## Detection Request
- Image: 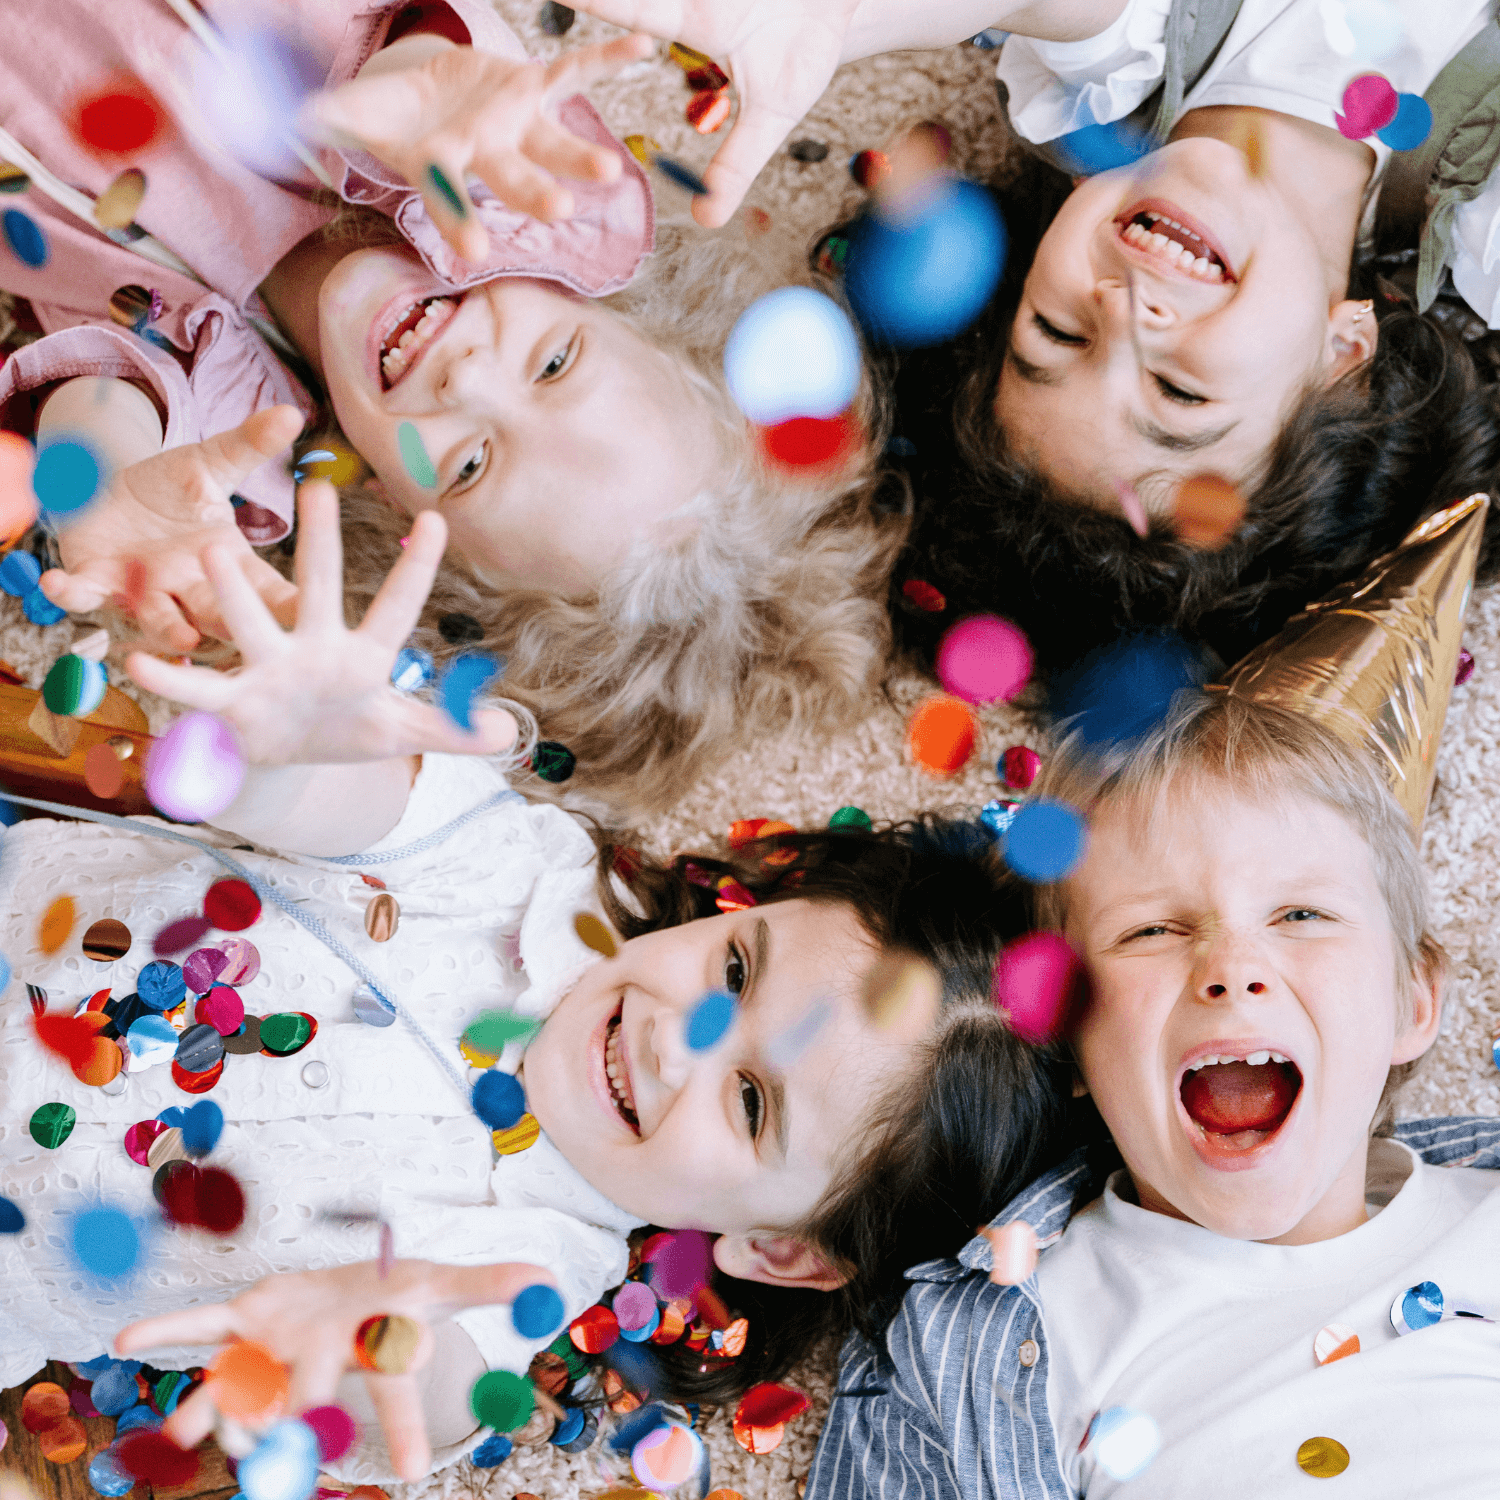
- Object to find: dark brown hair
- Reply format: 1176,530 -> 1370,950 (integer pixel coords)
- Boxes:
881,155 -> 1500,682
586,817 -> 1079,1406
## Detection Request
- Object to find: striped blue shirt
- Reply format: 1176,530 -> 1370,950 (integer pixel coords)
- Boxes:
807,1116 -> 1500,1500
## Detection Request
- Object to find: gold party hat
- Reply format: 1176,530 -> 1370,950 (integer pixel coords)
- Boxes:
1210,492 -> 1488,827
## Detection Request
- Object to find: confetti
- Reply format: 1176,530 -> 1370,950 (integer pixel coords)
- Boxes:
1002,801 -> 1087,884
512,1283 -> 566,1340
438,651 -> 500,731
2,207 -> 48,268
1084,1407 -> 1160,1481
355,1314 -> 422,1374
992,931 -> 1083,1042
652,155 -> 709,195
736,1383 -> 809,1428
95,168 -> 147,230
1296,1436 -> 1351,1478
32,438 -> 103,516
396,420 -> 438,488
724,288 -> 860,426
935,614 -> 1032,704
301,1406 -> 357,1464
38,894 -> 76,955
143,712 -> 246,822
209,1340 -> 288,1422
1377,93 -> 1433,151
757,411 -> 860,470
70,1205 -> 141,1278
907,693 -> 978,776
469,1370 -> 534,1432
632,1423 -> 703,1490
1337,73 -> 1398,138
472,1069 -> 527,1130
29,1102 -> 76,1147
203,877 -> 260,931
574,911 -> 618,957
685,989 -> 736,1051
72,75 -> 166,155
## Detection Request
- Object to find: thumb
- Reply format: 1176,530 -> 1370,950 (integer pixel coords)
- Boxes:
196,406 -> 307,492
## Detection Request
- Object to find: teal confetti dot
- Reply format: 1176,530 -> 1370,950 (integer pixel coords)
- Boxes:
33,439 -> 102,515
686,989 -> 736,1051
427,163 -> 469,219
396,421 -> 438,489
3,206 -> 47,267
71,1205 -> 140,1278
439,651 -> 500,731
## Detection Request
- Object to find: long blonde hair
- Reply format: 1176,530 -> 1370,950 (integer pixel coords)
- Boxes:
305,204 -> 904,816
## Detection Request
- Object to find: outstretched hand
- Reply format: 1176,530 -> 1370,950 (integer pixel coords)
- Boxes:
39,405 -> 304,654
125,479 -> 516,767
302,33 -> 655,261
573,0 -> 861,227
115,1258 -> 555,1479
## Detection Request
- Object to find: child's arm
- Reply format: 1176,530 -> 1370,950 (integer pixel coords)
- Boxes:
125,479 -> 517,856
115,1258 -> 551,1480
571,0 -> 1128,227
37,402 -> 304,652
302,28 -> 656,263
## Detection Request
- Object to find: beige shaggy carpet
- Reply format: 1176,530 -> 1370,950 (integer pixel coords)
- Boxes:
1,4 -> 1496,1498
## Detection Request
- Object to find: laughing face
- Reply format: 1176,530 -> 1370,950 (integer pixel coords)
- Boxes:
316,245 -> 713,593
1063,777 -> 1441,1245
995,136 -> 1375,515
520,899 -> 939,1285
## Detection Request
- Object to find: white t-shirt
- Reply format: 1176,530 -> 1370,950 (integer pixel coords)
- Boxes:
997,0 -> 1500,324
1035,1138 -> 1500,1496
0,755 -> 642,1464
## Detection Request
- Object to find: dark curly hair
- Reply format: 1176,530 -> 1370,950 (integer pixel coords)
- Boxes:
880,153 -> 1500,681
579,816 -> 1086,1409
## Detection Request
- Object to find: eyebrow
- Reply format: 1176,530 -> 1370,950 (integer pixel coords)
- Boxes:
742,917 -> 790,1159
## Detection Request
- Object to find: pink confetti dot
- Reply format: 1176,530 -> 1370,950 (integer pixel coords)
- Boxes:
992,931 -> 1083,1043
935,614 -> 1033,704
1336,73 -> 1398,140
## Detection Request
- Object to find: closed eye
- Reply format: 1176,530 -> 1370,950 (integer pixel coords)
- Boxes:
1153,374 -> 1207,406
1034,312 -> 1087,347
1121,922 -> 1175,941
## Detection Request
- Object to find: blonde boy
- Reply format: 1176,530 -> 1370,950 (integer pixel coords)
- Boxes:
808,694 -> 1500,1499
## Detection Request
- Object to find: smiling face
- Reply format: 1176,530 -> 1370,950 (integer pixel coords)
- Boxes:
316,245 -> 714,592
995,136 -> 1374,515
1063,777 -> 1441,1245
521,899 -> 937,1261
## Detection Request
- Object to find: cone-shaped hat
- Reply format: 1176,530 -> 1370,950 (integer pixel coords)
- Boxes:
1209,492 -> 1488,826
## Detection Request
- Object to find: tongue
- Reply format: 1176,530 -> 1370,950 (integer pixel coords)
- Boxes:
1181,1061 -> 1298,1134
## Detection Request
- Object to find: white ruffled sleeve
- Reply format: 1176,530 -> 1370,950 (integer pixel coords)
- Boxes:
995,0 -> 1175,143
1450,175 -> 1500,328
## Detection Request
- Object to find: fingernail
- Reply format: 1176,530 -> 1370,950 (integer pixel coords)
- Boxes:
427,163 -> 468,219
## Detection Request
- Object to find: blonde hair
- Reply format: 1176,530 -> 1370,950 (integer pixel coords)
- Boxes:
1032,693 -> 1446,1132
304,207 -> 904,817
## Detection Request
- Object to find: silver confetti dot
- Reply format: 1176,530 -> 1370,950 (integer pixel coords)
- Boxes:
100,1072 -> 129,1096
301,1060 -> 330,1089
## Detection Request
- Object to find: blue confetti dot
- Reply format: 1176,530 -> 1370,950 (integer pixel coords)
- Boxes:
0,1193 -> 24,1233
237,1418 -> 319,1500
182,1099 -> 224,1156
0,949 -> 9,992
685,989 -> 736,1052
138,960 -> 185,1012
846,178 -> 1006,348
1002,800 -> 1087,883
550,1406 -> 586,1446
396,420 -> 438,489
652,155 -> 708,195
1048,631 -> 1205,749
22,587 -> 66,626
439,652 -> 500,732
0,549 -> 41,596
511,1282 -> 566,1340
1051,121 -> 1152,175
89,1446 -> 136,1497
1377,93 -> 1434,152
156,1106 -> 188,1129
89,1365 -> 143,1417
3,206 -> 47,267
33,439 -> 102,516
471,1433 -> 514,1466
391,645 -> 433,693
71,1205 -> 140,1278
113,1405 -> 160,1435
472,1068 -> 526,1130
75,1355 -> 117,1379
1402,1280 -> 1443,1330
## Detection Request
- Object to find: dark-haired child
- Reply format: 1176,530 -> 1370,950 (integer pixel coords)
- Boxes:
807,692 -> 1500,1500
2,507 -> 1070,1482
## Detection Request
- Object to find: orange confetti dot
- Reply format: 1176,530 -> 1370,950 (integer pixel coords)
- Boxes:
907,694 -> 978,777
1172,473 -> 1245,550
84,742 -> 127,800
0,432 -> 39,544
38,895 -> 76,955
38,1416 -> 87,1465
721,1317 -> 749,1357
21,1382 -> 70,1434
731,1411 -> 785,1455
208,1339 -> 289,1423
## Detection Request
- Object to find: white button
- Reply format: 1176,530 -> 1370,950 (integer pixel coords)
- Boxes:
1018,1339 -> 1038,1367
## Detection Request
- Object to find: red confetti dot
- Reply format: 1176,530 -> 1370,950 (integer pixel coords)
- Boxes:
21,1382 -> 70,1434
757,411 -> 860,470
203,878 -> 260,931
171,1056 -> 225,1094
155,914 -> 214,957
569,1304 -> 620,1353
34,1012 -> 96,1067
116,1429 -> 199,1487
902,578 -> 946,613
736,1382 -> 810,1429
907,694 -> 978,777
73,76 -> 166,156
161,1162 -> 246,1232
1002,745 -> 1042,790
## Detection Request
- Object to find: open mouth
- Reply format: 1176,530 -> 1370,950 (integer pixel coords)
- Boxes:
1179,1049 -> 1302,1157
1115,201 -> 1235,284
604,1006 -> 639,1132
378,293 -> 462,391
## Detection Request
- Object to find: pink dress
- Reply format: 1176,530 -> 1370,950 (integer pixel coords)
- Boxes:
0,0 -> 654,541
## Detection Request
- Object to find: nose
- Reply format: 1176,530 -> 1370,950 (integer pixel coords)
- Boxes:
1194,929 -> 1270,1002
434,337 -> 496,409
1097,275 -> 1175,334
644,1006 -> 696,1093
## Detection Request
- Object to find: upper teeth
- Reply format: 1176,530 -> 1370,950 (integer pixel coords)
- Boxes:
605,1017 -> 634,1116
381,298 -> 454,381
1186,1050 -> 1289,1072
1121,214 -> 1225,282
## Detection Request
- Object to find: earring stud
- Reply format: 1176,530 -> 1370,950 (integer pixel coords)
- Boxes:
1351,299 -> 1374,326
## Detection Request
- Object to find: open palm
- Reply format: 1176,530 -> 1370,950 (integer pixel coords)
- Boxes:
574,0 -> 860,226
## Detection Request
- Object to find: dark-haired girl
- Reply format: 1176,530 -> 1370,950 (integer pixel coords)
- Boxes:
8,487 -> 1072,1482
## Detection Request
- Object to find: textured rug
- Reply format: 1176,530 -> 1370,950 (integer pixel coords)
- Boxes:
1,4 -> 1496,1498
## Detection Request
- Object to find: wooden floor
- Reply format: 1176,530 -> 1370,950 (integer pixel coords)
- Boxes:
0,1366 -> 234,1500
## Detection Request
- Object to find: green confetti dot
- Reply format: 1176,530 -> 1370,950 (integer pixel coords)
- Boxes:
469,1370 -> 534,1432
828,805 -> 872,831
397,421 -> 438,490
259,1013 -> 314,1056
30,1102 -> 77,1148
463,1010 -> 542,1053
426,163 -> 468,219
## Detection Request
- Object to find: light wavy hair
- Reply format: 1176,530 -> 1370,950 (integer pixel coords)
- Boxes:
295,201 -> 904,817
1032,693 -> 1446,1133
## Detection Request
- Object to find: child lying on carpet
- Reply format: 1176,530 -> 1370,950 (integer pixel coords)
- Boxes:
2,482 -> 1073,1479
806,693 -> 1500,1499
1,0 -> 899,816
587,0 -> 1500,685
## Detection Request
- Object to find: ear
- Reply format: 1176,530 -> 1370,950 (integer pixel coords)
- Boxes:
1324,299 -> 1378,384
1391,944 -> 1447,1066
712,1232 -> 849,1292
